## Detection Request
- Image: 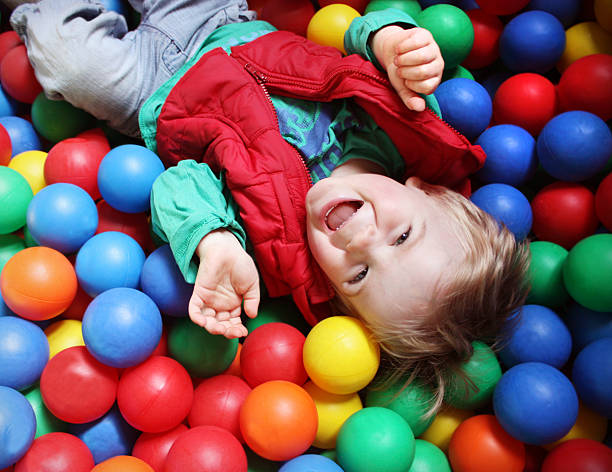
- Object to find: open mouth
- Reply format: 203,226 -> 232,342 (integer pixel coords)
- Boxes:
325,200 -> 363,231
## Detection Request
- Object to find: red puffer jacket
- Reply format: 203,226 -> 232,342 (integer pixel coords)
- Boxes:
155,31 -> 486,326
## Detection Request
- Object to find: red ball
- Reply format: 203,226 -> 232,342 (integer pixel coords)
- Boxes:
260,0 -> 315,37
40,346 -> 119,423
319,0 -> 369,13
462,9 -> 503,70
596,172 -> 612,231
117,356 -> 193,433
542,439 -> 612,472
150,327 -> 168,357
523,445 -> 547,472
165,425 -> 247,472
493,72 -> 558,136
188,374 -> 252,442
531,182 -> 599,249
44,128 -> 110,200
0,123 -> 12,166
14,432 -> 94,472
240,322 -> 308,388
61,286 -> 93,321
132,424 -> 188,472
0,44 -> 42,104
95,200 -> 153,251
0,31 -> 22,64
475,0 -> 530,16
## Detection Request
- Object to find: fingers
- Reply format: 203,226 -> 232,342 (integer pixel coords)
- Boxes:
394,27 -> 435,54
243,286 -> 260,319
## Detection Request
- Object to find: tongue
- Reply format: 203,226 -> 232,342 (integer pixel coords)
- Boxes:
326,201 -> 362,231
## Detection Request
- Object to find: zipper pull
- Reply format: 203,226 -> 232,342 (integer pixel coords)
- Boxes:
244,63 -> 267,84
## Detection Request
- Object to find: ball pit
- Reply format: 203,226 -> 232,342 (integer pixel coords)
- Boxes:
306,4 -> 360,54
23,386 -> 67,439
260,0 -> 315,37
95,199 -> 152,251
0,44 -> 42,104
526,0 -> 581,27
558,22 -> 612,71
0,387 -> 36,470
0,116 -> 40,157
596,172 -> 612,231
526,241 -> 569,308
571,337 -> 612,418
0,166 -> 32,234
420,405 -> 473,453
280,454 -> 344,472
462,9 -> 503,70
44,319 -> 85,359
30,93 -> 96,143
475,0 -> 529,16
0,124 -> 12,165
131,424 -> 188,472
13,432 -> 94,472
91,455 -> 153,472
8,150 -> 47,194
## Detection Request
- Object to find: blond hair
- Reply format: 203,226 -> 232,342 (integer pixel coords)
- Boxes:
351,179 -> 530,417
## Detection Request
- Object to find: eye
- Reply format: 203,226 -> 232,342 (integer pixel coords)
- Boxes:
349,266 -> 369,284
394,227 -> 412,246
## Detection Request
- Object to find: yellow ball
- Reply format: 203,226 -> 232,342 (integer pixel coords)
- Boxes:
303,380 -> 363,449
544,402 -> 608,450
307,4 -> 361,54
420,405 -> 473,453
8,150 -> 48,194
303,316 -> 380,394
595,0 -> 612,33
45,319 -> 85,359
558,21 -> 612,71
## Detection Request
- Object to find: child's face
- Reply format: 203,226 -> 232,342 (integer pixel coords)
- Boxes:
306,174 -> 465,325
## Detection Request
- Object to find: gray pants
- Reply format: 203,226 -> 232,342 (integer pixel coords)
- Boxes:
11,0 -> 255,137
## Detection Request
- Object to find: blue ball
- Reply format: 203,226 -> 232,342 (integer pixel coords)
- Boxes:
499,11 -> 566,73
27,183 -> 98,254
499,304 -> 572,369
0,386 -> 36,468
435,78 -> 492,141
0,317 -> 49,391
82,287 -> 162,368
572,337 -> 612,418
493,362 -> 578,445
0,290 -> 15,317
563,302 -> 612,353
470,183 -> 533,239
0,116 -> 41,156
70,405 -> 139,464
140,244 -> 192,317
75,231 -> 146,297
475,124 -> 538,187
480,70 -> 513,100
537,111 -> 612,182
526,0 -> 580,27
97,144 -> 165,213
0,86 -> 17,118
280,454 -> 344,472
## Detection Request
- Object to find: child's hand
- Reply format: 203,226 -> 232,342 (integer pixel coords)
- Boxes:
189,229 -> 260,339
372,26 -> 444,112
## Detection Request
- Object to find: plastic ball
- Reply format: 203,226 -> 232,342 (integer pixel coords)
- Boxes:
31,93 -> 96,143
0,123 -> 12,165
95,200 -> 152,251
595,0 -> 612,32
558,22 -> 612,72
0,386 -> 36,469
448,414 -> 525,472
0,246 -> 77,321
526,0 -> 581,27
596,172 -> 612,231
132,424 -> 188,472
563,234 -> 612,312
0,317 -> 48,390
546,402 -> 608,449
0,116 -> 40,157
441,64 -> 474,81
260,0 -> 316,37
140,244 -> 192,317
27,183 -> 98,253
279,454 -> 344,472
82,287 -> 162,368
303,316 -> 380,395
542,438 -> 612,472
0,234 -> 24,273
336,407 -> 415,472
475,0 -> 529,15
306,4 -> 361,54
493,73 -> 557,136
303,380 -> 363,449
0,44 -> 42,104
564,302 -> 612,353
188,374 -> 251,442
23,386 -> 67,439
168,317 -> 238,378
537,111 -> 612,182
61,286 -> 92,321
44,129 -> 111,200
499,11 -> 566,73
420,405 -> 473,453
493,362 -> 579,445
75,231 -> 145,297
240,380 -> 318,461
117,356 -> 193,433
245,296 -> 311,335
409,439 -> 451,472
0,166 -> 32,234
40,345 -> 119,424
240,322 -> 307,387
14,432 -> 94,472
417,4 -> 474,69
45,319 -> 85,359
365,0 -> 422,17
526,241 -> 569,307
470,183 -> 532,240
97,144 -> 165,213
91,456 -> 153,472
462,9 -> 503,70
475,125 -> 537,186
8,150 -> 47,194
0,31 -> 22,66
434,78 -> 492,140
571,337 -> 612,417
320,0 -> 369,13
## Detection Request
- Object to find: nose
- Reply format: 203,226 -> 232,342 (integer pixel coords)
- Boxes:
346,224 -> 376,253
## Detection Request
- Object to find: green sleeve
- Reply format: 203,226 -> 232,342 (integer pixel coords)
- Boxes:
150,159 -> 247,283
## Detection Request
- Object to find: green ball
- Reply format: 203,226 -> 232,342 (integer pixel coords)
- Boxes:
24,385 -> 67,438
31,92 -> 96,143
442,65 -> 474,82
445,341 -> 502,409
168,318 -> 238,378
408,439 -> 451,472
365,378 -> 435,436
0,166 -> 33,235
365,0 -> 422,19
337,407 -> 415,472
23,226 -> 39,248
245,296 -> 311,336
0,234 -> 25,273
417,4 -> 474,69
527,241 -> 570,307
563,234 -> 612,312
320,449 -> 338,462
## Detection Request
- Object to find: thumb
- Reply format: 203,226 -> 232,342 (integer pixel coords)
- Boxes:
396,84 -> 425,112
242,284 -> 260,319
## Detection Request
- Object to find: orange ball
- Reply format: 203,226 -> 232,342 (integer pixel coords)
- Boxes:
91,456 -> 154,472
239,380 -> 318,461
0,246 -> 77,320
